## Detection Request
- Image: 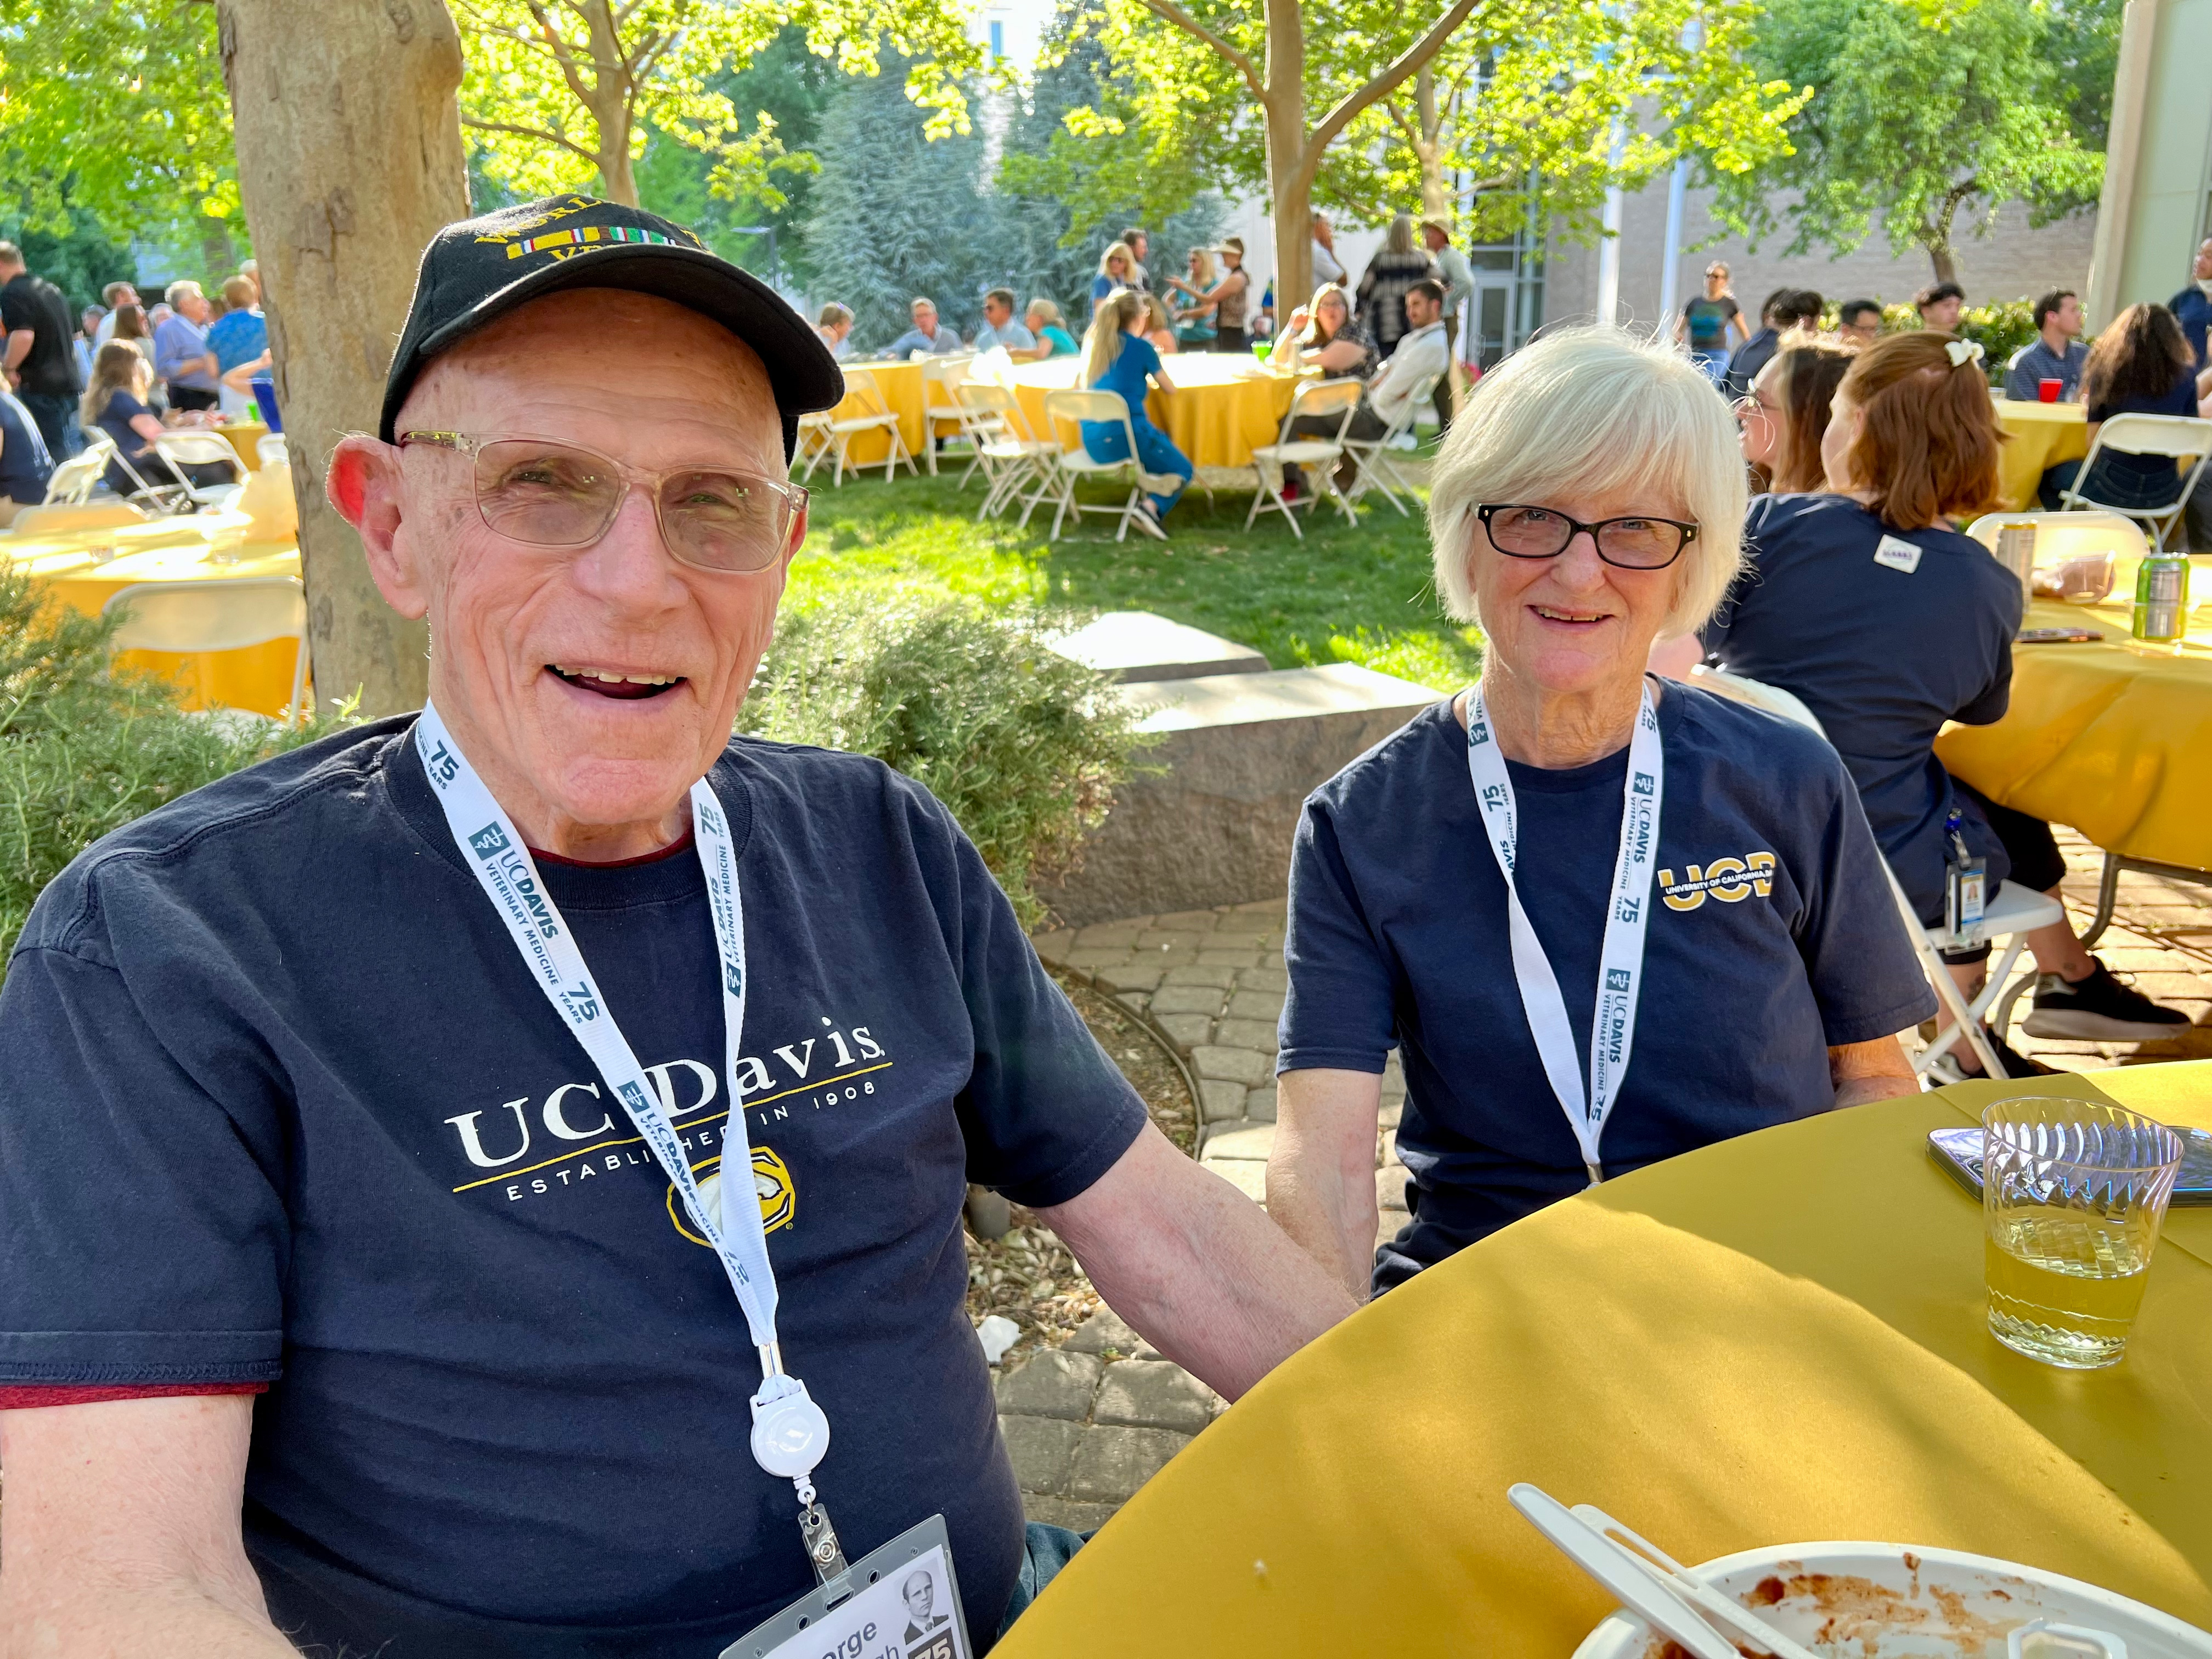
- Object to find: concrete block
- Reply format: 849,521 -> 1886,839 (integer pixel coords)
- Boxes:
1153,1013 -> 1214,1052
999,1413 -> 1085,1495
1190,1045 -> 1271,1086
994,1349 -> 1102,1421
1244,1084 -> 1278,1122
1149,985 -> 1229,1017
1074,922 -> 1146,947
1214,1017 -> 1280,1053
1136,929 -> 1207,953
1238,964 -> 1290,995
1093,963 -> 1164,995
1201,1157 -> 1268,1204
1114,992 -> 1151,1019
1048,610 -> 1269,684
1064,1306 -> 1144,1358
1378,1165 -> 1409,1212
1021,1496 -> 1121,1533
1225,989 -> 1286,1022
1067,1425 -> 1195,1504
1163,964 -> 1239,989
1031,929 -> 1076,963
1199,1119 -> 1277,1161
1093,1359 -> 1218,1433
1199,946 -> 1269,968
1197,1078 -> 1248,1124
1039,665 -> 1436,927
1152,908 -> 1228,932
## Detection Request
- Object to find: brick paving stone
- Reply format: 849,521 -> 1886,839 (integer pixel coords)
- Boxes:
1114,992 -> 1152,1020
1062,1307 -> 1147,1358
1190,1044 -> 1271,1086
1198,946 -> 1268,967
1377,1165 -> 1409,1211
1137,930 -> 1208,953
1199,1119 -> 1277,1160
1214,1017 -> 1280,1053
1093,1359 -> 1218,1433
1153,1013 -> 1215,1052
1063,944 -> 1135,969
1150,985 -> 1231,1017
1022,1496 -> 1120,1533
1197,1078 -> 1248,1123
1153,909 -> 1226,932
1244,1084 -> 1278,1122
1094,964 -> 1164,995
998,1414 -> 1084,1496
1074,922 -> 1146,947
1068,1426 -> 1195,1504
1224,990 -> 1285,1021
1032,929 -> 1076,962
994,1350 -> 1101,1421
1377,1097 -> 1401,1130
1238,964 -> 1290,995
1200,1158 -> 1268,1203
1164,964 -> 1239,989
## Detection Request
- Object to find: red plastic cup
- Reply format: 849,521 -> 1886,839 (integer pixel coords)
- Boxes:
2039,379 -> 2062,403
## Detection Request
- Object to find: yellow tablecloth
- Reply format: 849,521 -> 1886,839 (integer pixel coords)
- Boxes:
1994,399 -> 2090,511
4,520 -> 304,717
822,358 -> 962,468
1007,353 -> 1303,470
1936,585 -> 2212,871
220,419 -> 274,471
997,1067 -> 2212,1657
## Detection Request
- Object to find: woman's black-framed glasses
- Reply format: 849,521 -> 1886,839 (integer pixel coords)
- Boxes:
397,431 -> 806,575
1476,503 -> 1699,571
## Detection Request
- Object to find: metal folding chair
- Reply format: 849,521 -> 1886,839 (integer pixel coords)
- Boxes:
921,354 -> 975,477
2057,413 -> 2212,552
1246,377 -> 1363,538
38,436 -> 117,506
150,430 -> 248,510
103,575 -> 310,726
953,382 -> 1054,521
821,369 -> 916,487
1340,371 -> 1440,516
1034,390 -> 1179,543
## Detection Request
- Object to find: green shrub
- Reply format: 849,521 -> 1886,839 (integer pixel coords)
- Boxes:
0,568 -> 342,966
740,587 -> 1151,927
1819,299 -> 2039,386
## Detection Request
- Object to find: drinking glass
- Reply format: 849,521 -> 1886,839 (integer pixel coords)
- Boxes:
1983,1098 -> 2182,1369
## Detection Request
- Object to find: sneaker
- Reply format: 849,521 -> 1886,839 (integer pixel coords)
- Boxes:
2022,958 -> 2192,1042
1925,1029 -> 2056,1085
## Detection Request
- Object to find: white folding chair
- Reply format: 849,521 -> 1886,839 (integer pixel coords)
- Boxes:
793,410 -> 835,484
2057,413 -> 2212,552
103,575 -> 310,727
1340,371 -> 1440,516
1690,664 -> 2064,1082
822,369 -> 916,487
1246,377 -> 1364,538
256,432 -> 290,469
953,382 -> 1054,521
921,354 -> 975,477
38,436 -> 116,506
150,430 -> 247,511
1034,389 -> 1180,543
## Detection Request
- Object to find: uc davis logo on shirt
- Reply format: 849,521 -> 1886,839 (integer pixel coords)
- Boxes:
668,1148 -> 796,1244
1659,851 -> 1776,911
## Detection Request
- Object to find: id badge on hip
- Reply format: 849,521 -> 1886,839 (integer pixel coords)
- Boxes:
719,1514 -> 971,1659
1945,854 -> 1987,948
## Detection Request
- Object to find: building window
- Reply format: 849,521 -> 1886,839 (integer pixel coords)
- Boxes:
989,19 -> 1004,60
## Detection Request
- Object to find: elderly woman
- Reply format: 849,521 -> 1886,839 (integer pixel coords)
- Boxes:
1266,326 -> 1931,1299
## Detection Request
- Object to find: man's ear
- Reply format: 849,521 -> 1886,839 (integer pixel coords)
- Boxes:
328,435 -> 428,622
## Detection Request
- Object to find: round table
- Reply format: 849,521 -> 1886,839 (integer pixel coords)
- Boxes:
1006,353 -> 1302,471
1994,398 -> 2090,511
1936,582 -> 2212,872
3,518 -> 303,717
995,1068 -> 2212,1655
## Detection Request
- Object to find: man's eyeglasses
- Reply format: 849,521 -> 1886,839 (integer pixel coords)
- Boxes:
397,432 -> 806,574
1476,503 -> 1699,571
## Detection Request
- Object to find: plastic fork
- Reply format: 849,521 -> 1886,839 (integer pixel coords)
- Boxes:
1571,1502 -> 1824,1659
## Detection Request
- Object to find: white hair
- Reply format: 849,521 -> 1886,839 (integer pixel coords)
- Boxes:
164,278 -> 204,309
1426,325 -> 1747,639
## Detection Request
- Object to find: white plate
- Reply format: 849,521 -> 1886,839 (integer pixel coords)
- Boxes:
1570,1542 -> 2212,1659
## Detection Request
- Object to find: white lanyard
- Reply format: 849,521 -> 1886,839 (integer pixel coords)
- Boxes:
415,704 -> 847,1573
1464,683 -> 1664,1182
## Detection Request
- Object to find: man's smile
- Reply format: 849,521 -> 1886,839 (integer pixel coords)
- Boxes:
547,664 -> 688,701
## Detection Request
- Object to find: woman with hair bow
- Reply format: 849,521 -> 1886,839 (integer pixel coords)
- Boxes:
1661,330 -> 2191,1079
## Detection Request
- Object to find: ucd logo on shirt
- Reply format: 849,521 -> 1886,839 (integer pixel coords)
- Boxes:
667,1148 -> 796,1245
1659,851 -> 1776,911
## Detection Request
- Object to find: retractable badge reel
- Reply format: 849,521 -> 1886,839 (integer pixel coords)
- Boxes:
1944,808 -> 1987,949
750,1368 -> 845,1580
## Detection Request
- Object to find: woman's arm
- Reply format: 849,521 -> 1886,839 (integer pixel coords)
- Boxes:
1315,338 -> 1369,373
1266,1068 -> 1384,1302
1149,367 -> 1177,394
1829,1035 -> 1916,1107
129,411 -> 166,442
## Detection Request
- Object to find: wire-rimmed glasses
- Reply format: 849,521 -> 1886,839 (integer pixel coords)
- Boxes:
397,431 -> 807,574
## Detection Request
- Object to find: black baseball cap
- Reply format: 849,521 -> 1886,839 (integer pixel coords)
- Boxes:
379,194 -> 842,459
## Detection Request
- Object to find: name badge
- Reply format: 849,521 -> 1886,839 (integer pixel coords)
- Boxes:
1874,534 -> 1923,574
722,1515 -> 972,1659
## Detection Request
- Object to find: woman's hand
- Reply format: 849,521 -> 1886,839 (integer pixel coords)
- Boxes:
1286,306 -> 1311,335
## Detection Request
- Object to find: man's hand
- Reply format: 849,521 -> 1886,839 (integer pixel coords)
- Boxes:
1263,1069 -> 1383,1302
0,1395 -> 300,1658
1830,1034 -> 1918,1108
1035,1123 -> 1358,1402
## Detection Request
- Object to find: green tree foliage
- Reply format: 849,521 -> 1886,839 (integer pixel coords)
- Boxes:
1712,0 -> 2106,284
0,196 -> 137,313
453,0 -> 980,208
0,0 -> 246,276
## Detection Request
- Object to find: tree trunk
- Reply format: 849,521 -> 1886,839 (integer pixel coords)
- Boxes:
1264,0 -> 1312,315
583,0 -> 640,205
216,0 -> 469,718
1414,66 -> 1449,222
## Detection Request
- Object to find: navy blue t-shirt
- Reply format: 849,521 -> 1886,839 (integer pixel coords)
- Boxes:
1279,686 -> 1931,1288
0,718 -> 1147,1657
1702,494 -> 2023,920
0,389 -> 53,504
2087,369 -> 2199,490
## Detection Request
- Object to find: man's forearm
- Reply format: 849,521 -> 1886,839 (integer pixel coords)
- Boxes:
1041,1125 -> 1358,1401
1263,1133 -> 1375,1304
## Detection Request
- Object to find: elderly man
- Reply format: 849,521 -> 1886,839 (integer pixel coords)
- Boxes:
885,295 -> 961,357
0,197 -> 1356,1658
153,277 -> 221,410
969,287 -> 1036,355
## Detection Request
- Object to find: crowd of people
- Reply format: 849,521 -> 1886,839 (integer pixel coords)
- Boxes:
0,246 -> 270,522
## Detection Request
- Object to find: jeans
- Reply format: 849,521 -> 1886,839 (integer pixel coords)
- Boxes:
1690,348 -> 1730,385
18,390 -> 81,460
2039,455 -> 2184,514
994,1521 -> 1088,1641
1080,413 -> 1192,517
1283,404 -> 1387,494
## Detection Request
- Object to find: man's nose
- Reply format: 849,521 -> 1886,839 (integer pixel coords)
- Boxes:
571,484 -> 680,601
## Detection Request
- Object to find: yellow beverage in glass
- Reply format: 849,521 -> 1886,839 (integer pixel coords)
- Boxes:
1981,1099 -> 2182,1371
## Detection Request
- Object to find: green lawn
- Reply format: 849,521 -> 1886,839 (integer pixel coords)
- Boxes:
787,464 -> 1483,692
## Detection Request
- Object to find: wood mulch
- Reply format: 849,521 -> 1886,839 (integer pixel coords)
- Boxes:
962,970 -> 1199,1359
